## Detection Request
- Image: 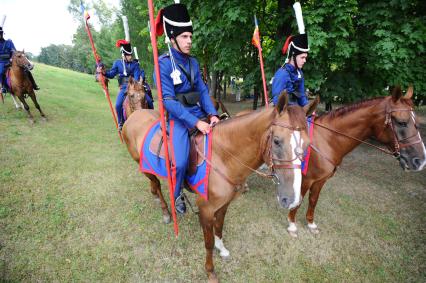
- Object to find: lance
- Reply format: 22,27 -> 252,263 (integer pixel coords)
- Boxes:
147,0 -> 179,236
81,3 -> 122,142
253,15 -> 269,107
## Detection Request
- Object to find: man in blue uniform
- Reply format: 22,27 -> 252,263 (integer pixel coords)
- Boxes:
0,24 -> 39,94
155,3 -> 219,214
97,40 -> 153,130
271,3 -> 310,107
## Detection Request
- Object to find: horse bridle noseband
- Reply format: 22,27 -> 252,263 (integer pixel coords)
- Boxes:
384,107 -> 423,157
196,119 -> 307,188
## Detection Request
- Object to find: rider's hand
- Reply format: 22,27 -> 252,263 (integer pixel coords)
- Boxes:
209,115 -> 220,126
96,66 -> 104,74
196,120 -> 211,135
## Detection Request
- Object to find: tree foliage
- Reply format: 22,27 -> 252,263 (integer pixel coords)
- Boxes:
37,0 -> 426,105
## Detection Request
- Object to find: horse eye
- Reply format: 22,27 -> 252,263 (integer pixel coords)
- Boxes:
273,137 -> 281,146
397,121 -> 408,127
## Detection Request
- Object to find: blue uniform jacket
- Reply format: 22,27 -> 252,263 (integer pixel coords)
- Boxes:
156,47 -> 217,129
272,63 -> 308,106
105,59 -> 144,86
0,39 -> 16,63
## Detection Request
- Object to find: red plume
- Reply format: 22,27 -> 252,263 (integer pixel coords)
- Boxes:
115,39 -> 129,48
155,9 -> 164,36
281,35 -> 293,55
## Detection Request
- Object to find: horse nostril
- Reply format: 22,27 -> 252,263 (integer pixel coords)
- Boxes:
281,197 -> 289,207
412,157 -> 422,168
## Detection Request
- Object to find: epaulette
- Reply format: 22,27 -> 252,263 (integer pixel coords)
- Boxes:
158,53 -> 170,60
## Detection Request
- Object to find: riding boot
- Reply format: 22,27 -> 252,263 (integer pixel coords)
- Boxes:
175,193 -> 187,215
27,71 -> 40,90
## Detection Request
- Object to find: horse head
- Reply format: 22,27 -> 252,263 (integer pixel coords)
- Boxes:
127,76 -> 147,111
265,92 -> 318,209
377,86 -> 426,171
12,50 -> 34,71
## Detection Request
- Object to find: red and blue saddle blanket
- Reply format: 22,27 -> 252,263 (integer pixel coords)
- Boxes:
139,119 -> 212,200
301,116 -> 315,175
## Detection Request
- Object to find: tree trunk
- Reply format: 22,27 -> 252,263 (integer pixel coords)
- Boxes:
210,71 -> 218,98
222,75 -> 227,102
253,85 -> 259,110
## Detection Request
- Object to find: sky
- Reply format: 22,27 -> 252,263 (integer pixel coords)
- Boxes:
1,0 -> 119,56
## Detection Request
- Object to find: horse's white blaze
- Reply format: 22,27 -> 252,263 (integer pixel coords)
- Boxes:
288,131 -> 302,209
287,222 -> 297,232
214,235 -> 230,257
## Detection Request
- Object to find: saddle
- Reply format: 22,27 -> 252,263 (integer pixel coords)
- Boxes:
148,128 -> 206,176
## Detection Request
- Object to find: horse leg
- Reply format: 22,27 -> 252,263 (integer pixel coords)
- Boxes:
144,173 -> 170,224
17,95 -> 34,124
305,179 -> 328,235
287,182 -> 311,238
28,91 -> 47,120
199,207 -> 219,283
10,94 -> 22,109
213,203 -> 230,259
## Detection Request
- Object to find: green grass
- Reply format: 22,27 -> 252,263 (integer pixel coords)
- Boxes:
1,63 -> 425,282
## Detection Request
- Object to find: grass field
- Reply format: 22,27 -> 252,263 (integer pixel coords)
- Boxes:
1,63 -> 425,282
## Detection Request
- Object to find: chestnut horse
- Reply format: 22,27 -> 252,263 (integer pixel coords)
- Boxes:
122,94 -> 318,282
8,50 -> 46,123
123,76 -> 148,118
287,86 -> 426,237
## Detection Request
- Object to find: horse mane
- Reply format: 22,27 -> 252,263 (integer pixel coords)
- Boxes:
213,105 -> 306,138
317,96 -> 413,120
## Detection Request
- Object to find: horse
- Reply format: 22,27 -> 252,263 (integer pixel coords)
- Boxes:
7,50 -> 46,123
123,76 -> 149,119
122,93 -> 318,282
286,86 -> 426,237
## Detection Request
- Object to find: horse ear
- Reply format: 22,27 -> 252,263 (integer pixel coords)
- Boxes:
128,76 -> 134,85
404,85 -> 413,100
304,95 -> 319,117
276,91 -> 288,114
391,85 -> 402,102
139,76 -> 144,85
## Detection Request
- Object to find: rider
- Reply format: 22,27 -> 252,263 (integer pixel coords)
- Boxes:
97,40 -> 154,130
155,3 -> 219,214
0,16 -> 39,94
271,4 -> 309,107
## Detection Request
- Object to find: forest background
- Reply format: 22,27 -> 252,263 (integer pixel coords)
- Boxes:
36,0 -> 426,107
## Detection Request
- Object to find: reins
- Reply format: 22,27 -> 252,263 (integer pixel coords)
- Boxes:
310,107 -> 422,160
194,119 -> 306,189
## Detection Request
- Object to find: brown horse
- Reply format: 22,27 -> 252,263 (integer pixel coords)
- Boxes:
123,76 -> 148,118
287,86 -> 426,237
122,94 -> 318,282
8,50 -> 46,123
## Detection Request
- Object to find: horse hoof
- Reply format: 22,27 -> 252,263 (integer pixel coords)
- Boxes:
42,116 -> 47,122
307,223 -> 319,235
207,272 -> 219,283
163,214 -> 171,224
288,230 -> 298,238
220,254 -> 231,261
29,119 -> 35,125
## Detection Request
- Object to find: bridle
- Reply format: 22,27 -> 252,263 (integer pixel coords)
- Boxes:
310,105 -> 423,166
12,53 -> 32,71
196,118 -> 307,188
264,121 -> 306,170
384,106 -> 423,157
